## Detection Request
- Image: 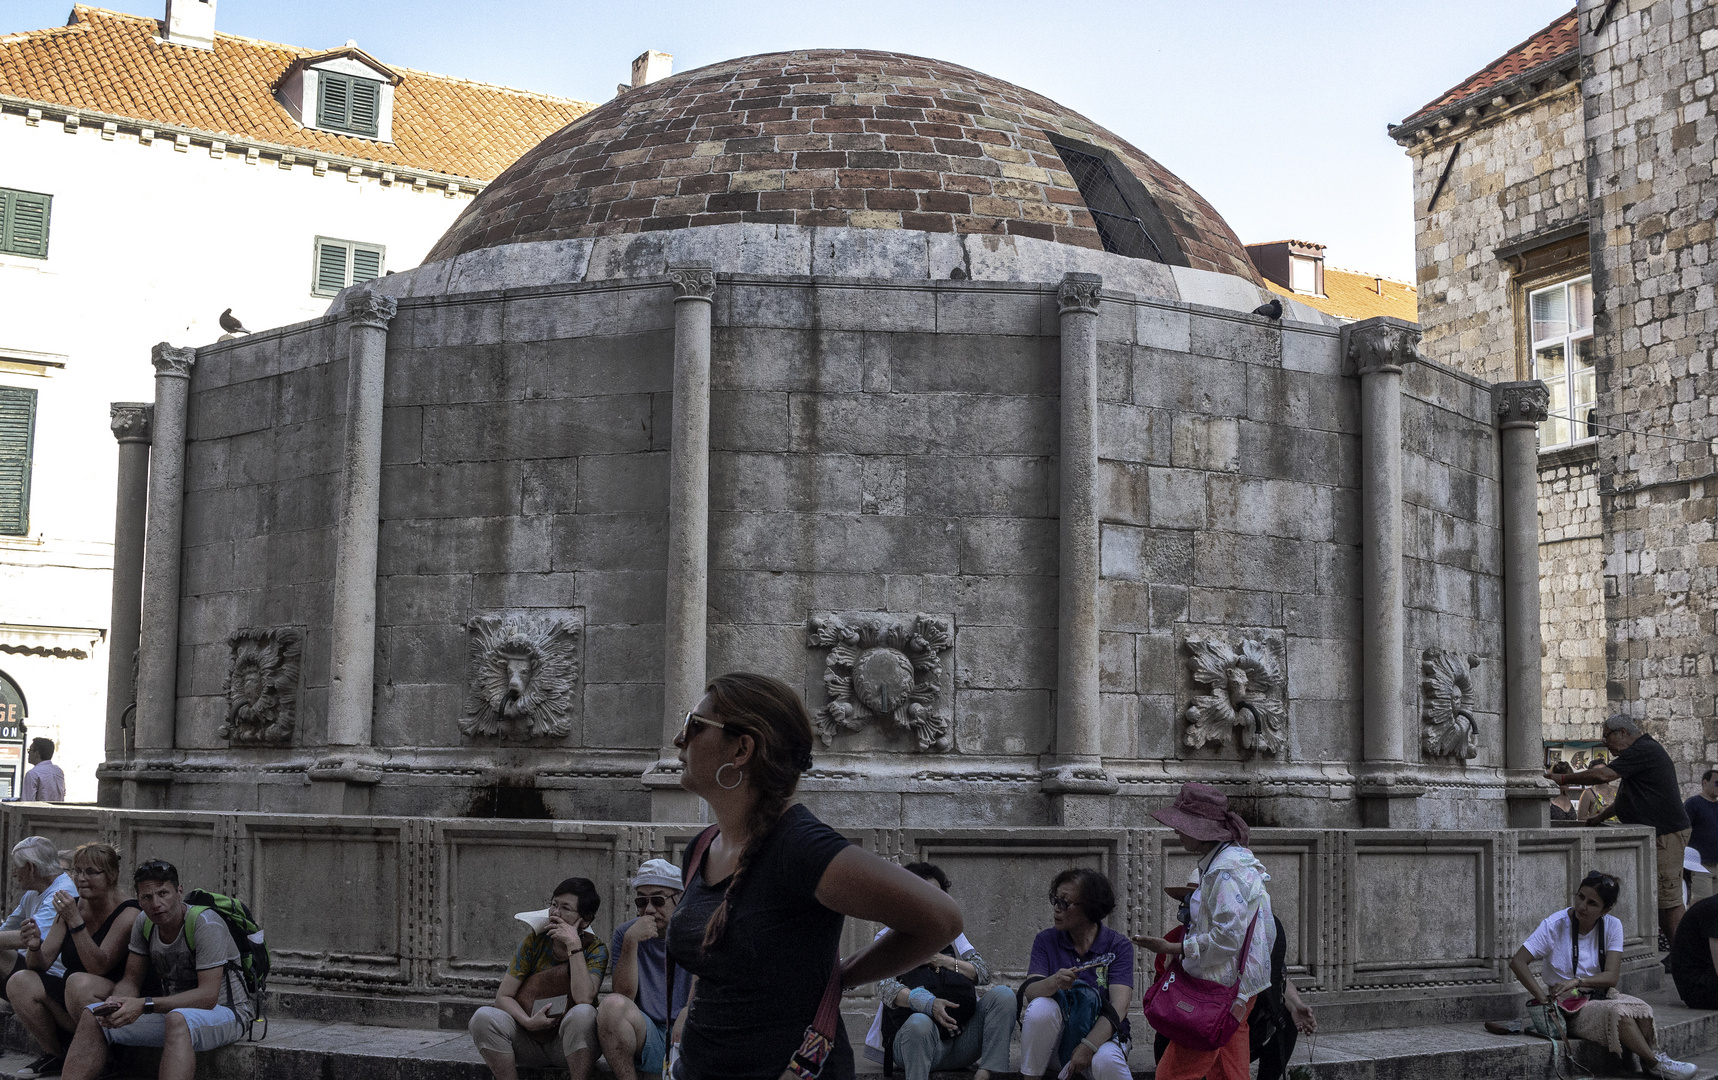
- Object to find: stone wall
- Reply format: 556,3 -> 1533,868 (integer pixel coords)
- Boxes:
1408,83 -> 1587,381
1581,0 -> 1718,778
0,802 -> 1662,1033
1538,448 -> 1607,746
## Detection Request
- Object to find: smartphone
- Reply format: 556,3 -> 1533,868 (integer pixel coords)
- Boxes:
88,1002 -> 121,1017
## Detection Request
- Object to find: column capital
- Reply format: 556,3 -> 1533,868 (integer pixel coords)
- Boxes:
1494,380 -> 1551,428
346,288 -> 398,329
668,262 -> 715,302
110,402 -> 154,444
1057,272 -> 1102,315
1342,316 -> 1420,376
150,343 -> 196,379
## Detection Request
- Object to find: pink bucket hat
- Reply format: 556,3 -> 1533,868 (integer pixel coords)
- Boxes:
1150,782 -> 1250,845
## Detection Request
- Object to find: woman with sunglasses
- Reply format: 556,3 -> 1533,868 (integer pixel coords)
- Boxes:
9,843 -> 140,1080
665,673 -> 962,1080
1493,870 -> 1695,1079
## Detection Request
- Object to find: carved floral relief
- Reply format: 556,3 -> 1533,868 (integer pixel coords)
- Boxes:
806,614 -> 953,752
1421,647 -> 1480,759
1182,636 -> 1287,756
220,627 -> 302,745
461,614 -> 582,739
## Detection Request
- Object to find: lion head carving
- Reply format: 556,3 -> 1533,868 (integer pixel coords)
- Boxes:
460,615 -> 580,739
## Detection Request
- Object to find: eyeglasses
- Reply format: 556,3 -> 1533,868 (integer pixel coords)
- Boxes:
681,712 -> 728,740
634,895 -> 672,911
1050,896 -> 1078,912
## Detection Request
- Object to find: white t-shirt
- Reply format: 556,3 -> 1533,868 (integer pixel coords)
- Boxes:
1523,910 -> 1625,981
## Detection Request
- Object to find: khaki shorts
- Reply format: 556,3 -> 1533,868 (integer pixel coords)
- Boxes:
1657,829 -> 1692,910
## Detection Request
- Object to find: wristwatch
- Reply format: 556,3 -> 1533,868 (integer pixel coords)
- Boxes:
143,999 -> 155,1014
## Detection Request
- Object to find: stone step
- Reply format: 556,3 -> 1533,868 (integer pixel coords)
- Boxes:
3,989 -> 1716,1080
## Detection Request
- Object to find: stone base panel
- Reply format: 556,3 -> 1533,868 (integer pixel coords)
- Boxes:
2,804 -> 1658,1033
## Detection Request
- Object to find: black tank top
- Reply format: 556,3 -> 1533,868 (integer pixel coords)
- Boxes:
60,898 -> 140,980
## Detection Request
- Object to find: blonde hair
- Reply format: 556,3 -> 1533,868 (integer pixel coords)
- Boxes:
71,842 -> 121,880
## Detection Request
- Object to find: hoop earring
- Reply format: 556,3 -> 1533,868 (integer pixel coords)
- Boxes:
716,763 -> 744,791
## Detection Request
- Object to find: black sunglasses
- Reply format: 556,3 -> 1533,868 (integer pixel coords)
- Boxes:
634,895 -> 672,911
1050,896 -> 1078,912
1583,871 -> 1618,887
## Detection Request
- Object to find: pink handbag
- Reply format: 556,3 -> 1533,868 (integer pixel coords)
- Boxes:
1142,912 -> 1260,1053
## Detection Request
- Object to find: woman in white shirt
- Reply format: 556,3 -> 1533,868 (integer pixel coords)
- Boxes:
1498,870 -> 1694,1079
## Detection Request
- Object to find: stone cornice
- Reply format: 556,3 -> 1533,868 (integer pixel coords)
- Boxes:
1389,54 -> 1582,149
0,93 -> 485,192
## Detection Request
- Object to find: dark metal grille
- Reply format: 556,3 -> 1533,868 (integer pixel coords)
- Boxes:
1052,143 -> 1166,263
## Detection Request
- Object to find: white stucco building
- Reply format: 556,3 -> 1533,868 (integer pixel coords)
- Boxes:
0,1 -> 593,799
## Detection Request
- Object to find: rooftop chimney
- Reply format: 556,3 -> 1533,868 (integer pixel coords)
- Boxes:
163,0 -> 216,50
631,51 -> 672,88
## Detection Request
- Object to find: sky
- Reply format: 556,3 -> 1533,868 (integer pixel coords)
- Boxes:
2,0 -> 1576,283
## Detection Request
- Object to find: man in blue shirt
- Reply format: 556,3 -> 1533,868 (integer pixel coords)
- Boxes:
1686,770 -> 1718,904
597,859 -> 690,1080
0,836 -> 77,993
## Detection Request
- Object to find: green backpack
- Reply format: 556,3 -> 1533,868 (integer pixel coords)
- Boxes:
141,890 -> 270,1033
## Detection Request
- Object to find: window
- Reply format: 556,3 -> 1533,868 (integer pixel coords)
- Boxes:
0,386 -> 37,535
0,188 -> 51,259
316,71 -> 382,137
1290,255 -> 1317,294
1048,139 -> 1169,263
312,237 -> 385,296
1529,276 -> 1596,449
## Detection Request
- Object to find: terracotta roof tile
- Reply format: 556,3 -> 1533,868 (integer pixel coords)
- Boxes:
1401,9 -> 1578,125
427,49 -> 1262,284
0,5 -> 593,181
1266,267 -> 1417,324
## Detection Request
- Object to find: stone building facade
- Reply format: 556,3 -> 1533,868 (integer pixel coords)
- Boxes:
97,50 -> 1554,833
1393,1 -> 1718,775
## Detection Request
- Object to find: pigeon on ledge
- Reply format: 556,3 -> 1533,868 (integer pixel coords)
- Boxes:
1251,297 -> 1283,320
219,308 -> 251,335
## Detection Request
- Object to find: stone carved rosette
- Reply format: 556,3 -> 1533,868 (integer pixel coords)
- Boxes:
805,613 -> 954,752
1180,631 -> 1287,757
460,613 -> 583,740
220,627 -> 303,746
1421,647 -> 1481,760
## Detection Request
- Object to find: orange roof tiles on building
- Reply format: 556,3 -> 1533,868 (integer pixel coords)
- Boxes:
1401,9 -> 1578,125
1265,267 -> 1417,324
0,5 -> 593,181
427,49 -> 1263,284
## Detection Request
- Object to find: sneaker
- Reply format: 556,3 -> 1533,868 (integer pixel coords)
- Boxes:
1650,1050 -> 1697,1079
1484,1019 -> 1525,1035
15,1053 -> 64,1078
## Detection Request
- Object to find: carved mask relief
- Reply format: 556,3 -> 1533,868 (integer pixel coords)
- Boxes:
461,614 -> 582,739
1421,647 -> 1480,759
220,627 -> 302,746
806,613 -> 953,751
1182,635 -> 1287,756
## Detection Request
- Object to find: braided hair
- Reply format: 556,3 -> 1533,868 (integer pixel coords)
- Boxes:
700,672 -> 816,950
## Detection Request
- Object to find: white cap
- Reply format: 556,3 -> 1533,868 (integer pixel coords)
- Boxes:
632,858 -> 683,892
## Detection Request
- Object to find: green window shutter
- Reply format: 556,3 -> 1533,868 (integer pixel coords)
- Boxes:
351,245 -> 383,284
0,189 -> 51,259
315,239 -> 350,295
317,72 -> 350,129
348,78 -> 380,137
0,387 -> 38,536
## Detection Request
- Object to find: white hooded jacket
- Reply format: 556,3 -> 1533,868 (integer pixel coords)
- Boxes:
1181,842 -> 1276,999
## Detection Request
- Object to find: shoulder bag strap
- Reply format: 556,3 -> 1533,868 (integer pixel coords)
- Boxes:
664,826 -> 721,1008
1226,911 -> 1262,994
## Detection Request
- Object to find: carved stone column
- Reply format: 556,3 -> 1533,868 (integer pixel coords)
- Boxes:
1043,273 -> 1117,826
1497,380 -> 1554,827
1344,317 -> 1423,827
103,403 -> 152,800
314,289 -> 397,815
131,346 -> 194,807
648,264 -> 714,822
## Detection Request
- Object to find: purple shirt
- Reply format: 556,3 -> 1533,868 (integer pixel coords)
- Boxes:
22,761 -> 65,802
1028,924 -> 1136,1041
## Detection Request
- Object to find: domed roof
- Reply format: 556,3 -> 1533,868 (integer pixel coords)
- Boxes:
426,50 -> 1261,283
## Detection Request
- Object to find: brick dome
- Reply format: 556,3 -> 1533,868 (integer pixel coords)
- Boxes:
426,49 -> 1262,283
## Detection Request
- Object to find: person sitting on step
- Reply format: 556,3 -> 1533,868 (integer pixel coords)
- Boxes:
61,859 -> 253,1080
596,859 -> 691,1080
1490,869 -> 1696,1079
467,877 -> 608,1080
